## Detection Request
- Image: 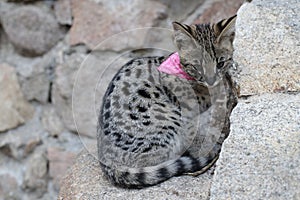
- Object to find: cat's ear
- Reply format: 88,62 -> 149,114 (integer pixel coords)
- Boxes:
213,15 -> 237,52
172,22 -> 195,39
172,22 -> 198,55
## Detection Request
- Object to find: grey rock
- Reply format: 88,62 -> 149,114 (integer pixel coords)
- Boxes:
192,0 -> 243,24
47,147 -> 76,191
0,173 -> 20,200
54,0 -> 72,25
69,0 -> 167,50
0,25 -> 59,103
0,63 -> 34,132
23,151 -> 48,198
2,6 -> 64,56
0,106 -> 44,160
210,93 -> 300,199
233,0 -> 300,96
155,0 -> 205,23
52,51 -> 127,137
58,146 -> 213,200
41,105 -> 64,137
15,55 -> 55,103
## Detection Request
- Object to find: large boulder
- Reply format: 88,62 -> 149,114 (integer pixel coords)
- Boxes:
233,0 -> 300,96
210,0 -> 300,199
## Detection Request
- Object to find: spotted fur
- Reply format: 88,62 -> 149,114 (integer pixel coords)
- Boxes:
97,16 -> 238,188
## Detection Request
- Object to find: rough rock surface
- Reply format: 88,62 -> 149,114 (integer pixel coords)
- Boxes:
233,0 -> 300,96
2,6 -> 64,56
69,0 -> 167,50
52,51 -> 122,137
209,0 -> 300,199
22,151 -> 48,198
15,54 -> 54,103
193,0 -> 244,24
210,94 -> 300,199
0,107 -> 44,160
47,147 -> 76,190
0,63 -> 34,132
0,174 -> 19,200
41,105 -> 64,137
54,0 -> 72,25
58,146 -> 214,200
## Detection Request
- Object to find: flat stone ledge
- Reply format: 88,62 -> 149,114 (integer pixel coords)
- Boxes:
58,146 -> 214,200
210,93 -> 300,200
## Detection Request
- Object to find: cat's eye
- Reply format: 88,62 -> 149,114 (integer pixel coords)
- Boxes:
217,57 -> 226,69
217,61 -> 225,69
188,64 -> 199,74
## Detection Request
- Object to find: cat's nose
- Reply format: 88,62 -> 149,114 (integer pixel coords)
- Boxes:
206,76 -> 216,86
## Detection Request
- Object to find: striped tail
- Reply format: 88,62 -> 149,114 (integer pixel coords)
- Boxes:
99,147 -> 220,188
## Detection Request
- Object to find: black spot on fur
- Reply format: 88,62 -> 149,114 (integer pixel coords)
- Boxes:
130,113 -> 139,120
112,132 -> 122,143
173,121 -> 181,127
142,121 -> 151,126
190,157 -> 200,172
182,151 -> 199,172
153,92 -> 159,98
142,146 -> 152,153
144,83 -> 151,88
104,130 -> 110,135
172,110 -> 181,116
167,132 -> 174,138
104,111 -> 110,120
137,105 -> 147,112
105,101 -> 110,109
121,146 -> 129,151
158,167 -> 169,179
136,142 -> 144,147
155,86 -> 164,94
131,146 -> 139,152
137,89 -> 151,99
136,172 -> 146,185
175,159 -> 186,175
124,140 -> 134,145
125,60 -> 134,66
157,56 -> 165,63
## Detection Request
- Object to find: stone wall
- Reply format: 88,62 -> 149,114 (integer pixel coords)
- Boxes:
0,0 -> 243,199
58,0 -> 299,199
210,0 -> 300,199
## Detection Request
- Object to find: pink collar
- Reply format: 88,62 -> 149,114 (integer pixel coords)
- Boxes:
157,52 -> 194,80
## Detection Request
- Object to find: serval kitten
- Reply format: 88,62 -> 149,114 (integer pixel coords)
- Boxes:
97,15 -> 238,188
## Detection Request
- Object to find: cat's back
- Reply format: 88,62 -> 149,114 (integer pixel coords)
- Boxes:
98,55 -> 201,169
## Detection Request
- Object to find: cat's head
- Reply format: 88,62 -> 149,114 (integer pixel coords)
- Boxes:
172,15 -> 236,86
